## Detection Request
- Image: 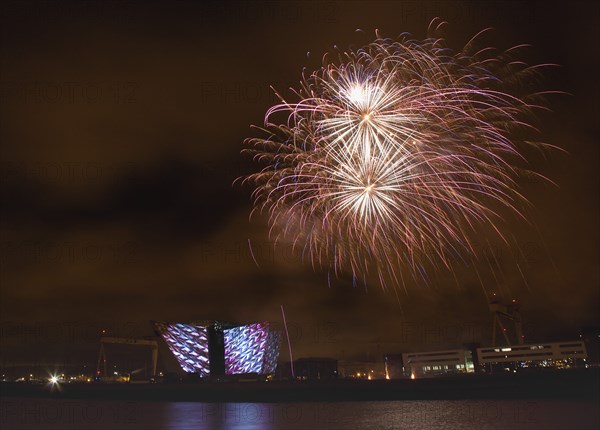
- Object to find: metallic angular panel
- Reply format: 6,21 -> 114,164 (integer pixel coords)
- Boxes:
155,322 -> 210,376
224,322 -> 280,375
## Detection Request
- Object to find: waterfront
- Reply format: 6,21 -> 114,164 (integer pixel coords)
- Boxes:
1,398 -> 598,430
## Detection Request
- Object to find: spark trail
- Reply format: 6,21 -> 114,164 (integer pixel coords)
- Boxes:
242,20 -> 555,291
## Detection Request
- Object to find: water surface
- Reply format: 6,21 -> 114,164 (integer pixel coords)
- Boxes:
2,398 -> 598,429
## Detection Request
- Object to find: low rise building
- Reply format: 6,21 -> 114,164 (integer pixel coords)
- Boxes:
401,349 -> 475,378
477,340 -> 587,372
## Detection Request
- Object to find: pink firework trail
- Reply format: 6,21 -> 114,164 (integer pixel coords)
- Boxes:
242,20 -> 556,291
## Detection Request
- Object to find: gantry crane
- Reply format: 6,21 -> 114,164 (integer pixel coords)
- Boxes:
96,336 -> 158,378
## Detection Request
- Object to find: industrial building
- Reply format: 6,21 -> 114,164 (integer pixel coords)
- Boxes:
401,349 -> 475,378
384,354 -> 404,380
338,360 -> 386,379
277,357 -> 338,380
383,341 -> 588,378
477,341 -> 587,372
579,327 -> 599,367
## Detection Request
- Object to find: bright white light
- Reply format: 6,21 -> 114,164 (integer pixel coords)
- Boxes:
49,375 -> 58,384
347,83 -> 369,106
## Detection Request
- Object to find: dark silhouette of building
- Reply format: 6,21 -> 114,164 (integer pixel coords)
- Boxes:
384,354 -> 404,379
278,357 -> 338,380
580,327 -> 600,367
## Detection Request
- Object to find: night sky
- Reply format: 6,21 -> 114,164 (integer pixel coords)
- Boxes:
1,1 -> 598,371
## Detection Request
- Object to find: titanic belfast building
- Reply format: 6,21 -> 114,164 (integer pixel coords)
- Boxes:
153,321 -> 281,377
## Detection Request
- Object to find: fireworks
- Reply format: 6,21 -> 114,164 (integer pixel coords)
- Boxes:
242,21 -> 552,290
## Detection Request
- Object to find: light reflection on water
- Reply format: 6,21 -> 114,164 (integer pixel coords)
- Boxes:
1,398 -> 598,430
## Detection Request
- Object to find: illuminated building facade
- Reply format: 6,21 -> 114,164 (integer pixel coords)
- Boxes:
477,341 -> 588,372
154,321 -> 280,377
224,322 -> 280,375
154,322 -> 210,377
402,349 -> 475,378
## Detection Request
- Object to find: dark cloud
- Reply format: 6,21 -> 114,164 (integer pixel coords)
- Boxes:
1,0 -> 598,370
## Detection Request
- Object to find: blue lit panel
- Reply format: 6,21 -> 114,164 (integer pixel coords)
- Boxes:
224,322 -> 281,375
155,322 -> 210,376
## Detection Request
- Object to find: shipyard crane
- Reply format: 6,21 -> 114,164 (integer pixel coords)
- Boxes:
96,336 -> 158,378
489,297 -> 525,346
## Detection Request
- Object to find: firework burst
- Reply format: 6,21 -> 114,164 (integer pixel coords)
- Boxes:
242,21 -> 553,290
